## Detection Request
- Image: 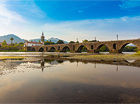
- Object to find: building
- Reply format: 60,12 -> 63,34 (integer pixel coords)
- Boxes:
24,41 -> 43,47
0,42 -> 2,46
24,32 -> 45,47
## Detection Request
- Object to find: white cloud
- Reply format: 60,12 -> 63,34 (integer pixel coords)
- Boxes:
0,0 -> 45,40
119,0 -> 140,9
17,0 -> 46,18
0,1 -> 26,25
121,16 -> 128,22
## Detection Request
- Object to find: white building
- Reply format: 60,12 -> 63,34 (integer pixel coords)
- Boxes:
24,41 -> 43,47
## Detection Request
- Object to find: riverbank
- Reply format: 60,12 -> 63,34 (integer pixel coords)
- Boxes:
62,54 -> 140,61
0,52 -> 140,61
0,52 -> 140,68
0,56 -> 27,59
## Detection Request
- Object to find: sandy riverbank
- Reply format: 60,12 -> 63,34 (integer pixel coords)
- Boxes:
62,54 -> 140,61
0,52 -> 140,61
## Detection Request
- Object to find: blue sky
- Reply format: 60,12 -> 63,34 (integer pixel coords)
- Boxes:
0,0 -> 140,42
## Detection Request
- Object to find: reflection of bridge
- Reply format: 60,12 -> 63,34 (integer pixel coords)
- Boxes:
26,39 -> 140,53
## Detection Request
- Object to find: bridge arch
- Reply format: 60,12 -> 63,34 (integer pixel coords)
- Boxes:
76,45 -> 88,52
38,47 -> 44,52
119,43 -> 138,53
61,46 -> 70,52
32,48 -> 35,51
48,47 -> 56,52
96,44 -> 109,53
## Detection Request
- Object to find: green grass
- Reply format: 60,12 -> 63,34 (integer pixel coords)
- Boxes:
0,50 -> 19,52
71,53 -> 140,60
0,56 -> 27,59
135,51 -> 140,55
0,50 -> 32,52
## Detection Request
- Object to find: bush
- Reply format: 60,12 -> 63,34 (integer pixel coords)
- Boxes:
135,51 -> 140,55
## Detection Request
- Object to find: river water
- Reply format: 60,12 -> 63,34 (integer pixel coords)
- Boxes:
0,52 -> 140,103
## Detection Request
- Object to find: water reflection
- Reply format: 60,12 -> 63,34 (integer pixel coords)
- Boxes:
1,58 -> 140,76
41,59 -> 44,72
1,58 -> 140,103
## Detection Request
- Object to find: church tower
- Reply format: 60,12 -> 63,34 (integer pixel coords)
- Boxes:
41,32 -> 45,44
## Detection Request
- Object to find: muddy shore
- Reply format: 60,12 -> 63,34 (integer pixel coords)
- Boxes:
0,52 -> 140,67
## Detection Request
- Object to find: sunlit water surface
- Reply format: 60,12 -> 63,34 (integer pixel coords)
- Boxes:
0,52 -> 139,103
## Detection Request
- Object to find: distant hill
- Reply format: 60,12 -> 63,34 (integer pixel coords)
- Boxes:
0,34 -> 68,44
0,34 -> 25,44
30,37 -> 68,44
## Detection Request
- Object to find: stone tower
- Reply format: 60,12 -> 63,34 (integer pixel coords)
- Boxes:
41,32 -> 45,44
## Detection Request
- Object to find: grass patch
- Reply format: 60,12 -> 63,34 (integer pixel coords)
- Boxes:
135,51 -> 140,55
0,50 -> 33,52
73,54 -> 140,60
0,56 -> 27,60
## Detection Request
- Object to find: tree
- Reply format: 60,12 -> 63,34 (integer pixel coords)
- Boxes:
123,46 -> 138,52
69,41 -> 75,43
10,37 -> 14,45
89,40 -> 99,42
82,39 -> 88,43
38,40 -> 41,43
44,40 -> 55,45
56,40 -> 64,44
19,42 -> 24,44
76,41 -> 79,43
99,45 -> 109,52
2,40 -> 7,46
81,46 -> 87,52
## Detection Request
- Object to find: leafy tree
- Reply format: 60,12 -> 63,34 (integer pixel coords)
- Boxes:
69,41 -> 75,43
44,40 -> 55,45
99,45 -> 109,52
10,37 -> 14,45
2,40 -> 7,46
82,39 -> 88,43
38,40 -> 41,42
76,41 -> 79,43
89,40 -> 99,42
81,46 -> 87,52
19,42 -> 24,44
123,46 -> 138,52
56,40 -> 64,44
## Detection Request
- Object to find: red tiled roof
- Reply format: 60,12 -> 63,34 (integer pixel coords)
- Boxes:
27,42 -> 42,44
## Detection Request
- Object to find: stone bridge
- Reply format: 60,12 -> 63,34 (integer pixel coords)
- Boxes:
26,39 -> 140,53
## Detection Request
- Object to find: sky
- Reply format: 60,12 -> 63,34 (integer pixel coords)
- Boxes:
0,0 -> 140,42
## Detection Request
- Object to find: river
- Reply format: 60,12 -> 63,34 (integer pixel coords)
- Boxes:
0,52 -> 140,103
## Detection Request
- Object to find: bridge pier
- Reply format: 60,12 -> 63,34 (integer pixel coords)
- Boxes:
109,49 -> 121,53
87,50 -> 99,53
